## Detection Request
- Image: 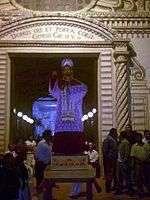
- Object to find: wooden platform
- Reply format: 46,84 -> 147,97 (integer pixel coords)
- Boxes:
44,166 -> 95,200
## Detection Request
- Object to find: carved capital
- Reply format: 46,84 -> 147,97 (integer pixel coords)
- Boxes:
114,52 -> 129,64
113,39 -> 129,52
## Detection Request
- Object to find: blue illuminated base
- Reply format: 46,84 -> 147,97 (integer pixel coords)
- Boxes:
32,95 -> 57,136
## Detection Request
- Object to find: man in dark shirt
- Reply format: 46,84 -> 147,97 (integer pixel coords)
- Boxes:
125,124 -> 137,146
102,128 -> 118,192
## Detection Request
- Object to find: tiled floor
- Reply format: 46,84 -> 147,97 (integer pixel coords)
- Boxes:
32,178 -> 150,200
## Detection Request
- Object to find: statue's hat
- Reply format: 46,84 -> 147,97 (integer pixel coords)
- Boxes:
61,58 -> 74,68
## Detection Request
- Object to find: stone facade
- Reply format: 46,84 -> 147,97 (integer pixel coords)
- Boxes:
0,0 -> 149,152
16,0 -> 92,11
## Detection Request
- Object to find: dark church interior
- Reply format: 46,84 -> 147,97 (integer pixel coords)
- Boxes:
10,53 -> 98,143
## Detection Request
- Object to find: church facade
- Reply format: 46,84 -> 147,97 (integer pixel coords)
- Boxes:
0,0 -> 150,152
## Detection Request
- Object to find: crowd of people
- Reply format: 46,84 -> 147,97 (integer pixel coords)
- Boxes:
0,142 -> 31,200
0,130 -> 101,200
0,126 -> 150,199
102,125 -> 150,198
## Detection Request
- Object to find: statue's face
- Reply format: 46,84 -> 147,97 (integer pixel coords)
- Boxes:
62,67 -> 73,82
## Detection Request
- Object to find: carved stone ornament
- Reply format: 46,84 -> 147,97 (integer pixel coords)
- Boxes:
10,0 -> 148,12
0,23 -> 105,41
89,0 -> 149,12
130,57 -> 145,81
0,0 -> 149,16
84,0 -> 117,12
114,0 -> 137,11
0,0 -> 150,42
0,17 -> 118,41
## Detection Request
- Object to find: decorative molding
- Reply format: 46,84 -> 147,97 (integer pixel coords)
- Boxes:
0,40 -> 113,48
0,16 -> 117,35
113,39 -> 130,51
0,17 -> 118,42
0,0 -> 150,38
131,96 -> 149,131
100,50 -> 114,140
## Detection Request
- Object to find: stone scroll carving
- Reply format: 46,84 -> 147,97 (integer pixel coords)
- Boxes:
130,57 -> 145,81
90,0 -> 149,12
130,56 -> 149,131
114,0 -> 137,11
114,54 -> 131,132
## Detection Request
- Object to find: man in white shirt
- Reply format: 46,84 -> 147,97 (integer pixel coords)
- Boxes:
88,142 -> 99,164
87,142 -> 101,193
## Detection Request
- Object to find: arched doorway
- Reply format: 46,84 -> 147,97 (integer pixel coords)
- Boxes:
0,16 -> 131,154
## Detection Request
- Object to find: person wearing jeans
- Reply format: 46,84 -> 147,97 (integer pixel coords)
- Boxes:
35,130 -> 53,191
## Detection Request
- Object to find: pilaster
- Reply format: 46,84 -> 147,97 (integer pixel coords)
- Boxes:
113,40 -> 131,132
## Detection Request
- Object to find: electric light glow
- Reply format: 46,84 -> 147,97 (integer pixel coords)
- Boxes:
87,112 -> 94,118
17,112 -> 23,117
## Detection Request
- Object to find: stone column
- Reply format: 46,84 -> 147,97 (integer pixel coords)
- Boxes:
114,52 -> 131,132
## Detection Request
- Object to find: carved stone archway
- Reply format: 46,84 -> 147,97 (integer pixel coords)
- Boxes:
0,16 -> 117,41
0,10 -> 149,154
0,15 -> 132,153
